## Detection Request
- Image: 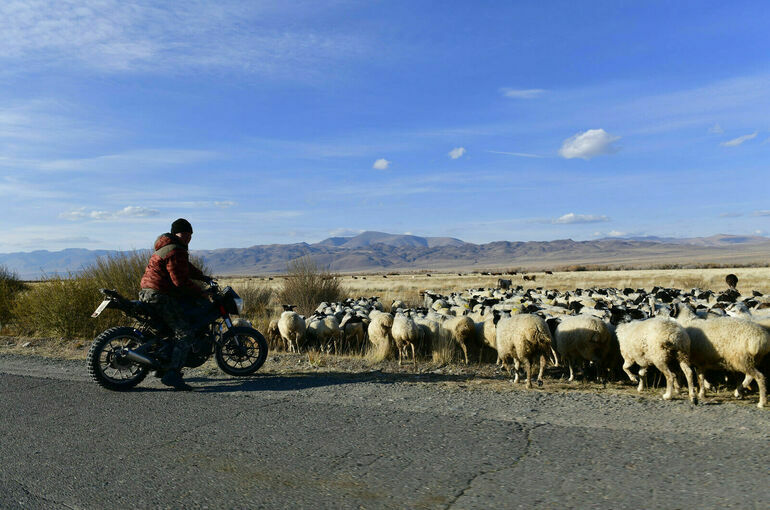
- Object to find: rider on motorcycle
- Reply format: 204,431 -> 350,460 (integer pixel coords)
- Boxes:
139,218 -> 212,390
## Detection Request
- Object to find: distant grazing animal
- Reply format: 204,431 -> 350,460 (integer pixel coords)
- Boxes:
497,278 -> 512,290
725,274 -> 738,290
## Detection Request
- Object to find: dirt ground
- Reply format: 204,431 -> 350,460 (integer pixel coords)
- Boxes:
1,335 -> 764,409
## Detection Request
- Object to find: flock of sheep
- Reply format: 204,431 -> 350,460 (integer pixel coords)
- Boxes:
266,275 -> 770,408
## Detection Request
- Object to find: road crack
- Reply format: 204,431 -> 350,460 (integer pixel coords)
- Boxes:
7,477 -> 77,509
444,422 -> 547,510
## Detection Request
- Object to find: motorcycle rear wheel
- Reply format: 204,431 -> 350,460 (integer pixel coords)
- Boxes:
215,326 -> 268,376
87,327 -> 149,391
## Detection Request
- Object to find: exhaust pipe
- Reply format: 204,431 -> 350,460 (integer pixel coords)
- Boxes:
124,349 -> 160,368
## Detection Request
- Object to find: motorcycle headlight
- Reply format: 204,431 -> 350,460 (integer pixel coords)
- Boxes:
234,297 -> 244,315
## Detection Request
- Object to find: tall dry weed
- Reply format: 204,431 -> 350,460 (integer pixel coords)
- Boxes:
277,256 -> 345,317
0,265 -> 27,329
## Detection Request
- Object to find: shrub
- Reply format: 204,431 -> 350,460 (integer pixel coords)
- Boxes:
0,265 -> 27,328
233,283 -> 274,322
10,250 -> 189,339
277,256 -> 345,317
12,275 -> 107,339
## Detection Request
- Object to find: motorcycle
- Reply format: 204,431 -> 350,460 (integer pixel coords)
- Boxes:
86,281 -> 268,390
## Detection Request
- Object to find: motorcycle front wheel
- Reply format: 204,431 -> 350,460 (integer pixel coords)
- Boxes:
215,326 -> 268,376
86,327 -> 149,391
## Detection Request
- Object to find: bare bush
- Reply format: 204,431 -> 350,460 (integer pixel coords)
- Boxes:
0,265 -> 27,328
277,256 -> 345,317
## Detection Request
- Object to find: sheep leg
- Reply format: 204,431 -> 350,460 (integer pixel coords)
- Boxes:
397,345 -> 402,366
678,360 -> 698,404
734,374 -> 753,399
410,343 -> 416,367
523,358 -> 533,389
513,358 -> 521,383
751,369 -> 766,408
659,365 -> 675,400
622,359 -> 638,383
567,358 -> 575,382
697,371 -> 707,400
637,367 -> 647,393
537,354 -> 545,386
460,343 -> 469,365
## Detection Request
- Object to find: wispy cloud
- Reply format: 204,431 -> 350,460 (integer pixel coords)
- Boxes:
559,129 -> 620,160
552,213 -> 610,224
753,210 -> 770,217
39,149 -> 217,172
720,132 -> 758,147
708,123 -> 724,134
448,147 -> 466,159
327,228 -> 364,237
0,1 -> 367,77
372,158 -> 390,170
487,150 -> 546,158
719,212 -> 743,218
60,206 -> 160,221
500,88 -> 545,99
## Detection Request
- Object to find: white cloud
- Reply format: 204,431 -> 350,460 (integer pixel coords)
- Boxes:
0,1 -> 367,77
214,201 -> 237,208
559,129 -> 621,160
448,147 -> 466,159
720,132 -> 758,147
327,228 -> 363,237
753,210 -> 770,217
719,212 -> 743,218
60,205 -> 159,221
607,230 -> 627,237
372,158 -> 390,170
708,123 -> 724,134
553,213 -> 610,224
500,88 -> 545,99
39,149 -> 217,172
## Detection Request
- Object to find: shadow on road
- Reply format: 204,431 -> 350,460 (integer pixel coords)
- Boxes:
184,370 -> 497,394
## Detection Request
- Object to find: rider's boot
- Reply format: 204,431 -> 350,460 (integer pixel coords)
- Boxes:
160,341 -> 193,391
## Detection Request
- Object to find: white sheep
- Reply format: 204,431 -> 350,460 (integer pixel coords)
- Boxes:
495,314 -> 553,388
672,303 -> 769,407
266,318 -> 281,348
367,310 -> 394,361
555,315 -> 612,382
391,312 -> 423,365
277,310 -> 306,353
441,315 -> 476,364
475,316 -> 497,363
615,317 -> 697,404
306,314 -> 343,353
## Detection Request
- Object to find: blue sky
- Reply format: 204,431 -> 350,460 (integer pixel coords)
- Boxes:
0,0 -> 768,252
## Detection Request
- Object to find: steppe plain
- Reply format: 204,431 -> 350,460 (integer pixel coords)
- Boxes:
2,266 -> 769,509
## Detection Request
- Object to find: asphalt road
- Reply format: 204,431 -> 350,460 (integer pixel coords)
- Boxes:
0,354 -> 768,509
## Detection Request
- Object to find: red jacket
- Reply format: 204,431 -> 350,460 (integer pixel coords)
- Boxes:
140,233 -> 208,297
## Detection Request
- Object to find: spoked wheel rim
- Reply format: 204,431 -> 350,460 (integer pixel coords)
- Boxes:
221,334 -> 263,370
98,336 -> 144,383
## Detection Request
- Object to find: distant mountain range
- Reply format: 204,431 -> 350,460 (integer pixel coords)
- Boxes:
2,231 -> 769,279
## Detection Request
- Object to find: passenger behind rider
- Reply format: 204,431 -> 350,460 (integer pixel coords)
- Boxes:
138,218 -> 212,391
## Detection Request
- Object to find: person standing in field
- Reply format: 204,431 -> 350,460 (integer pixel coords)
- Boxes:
138,218 -> 212,391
